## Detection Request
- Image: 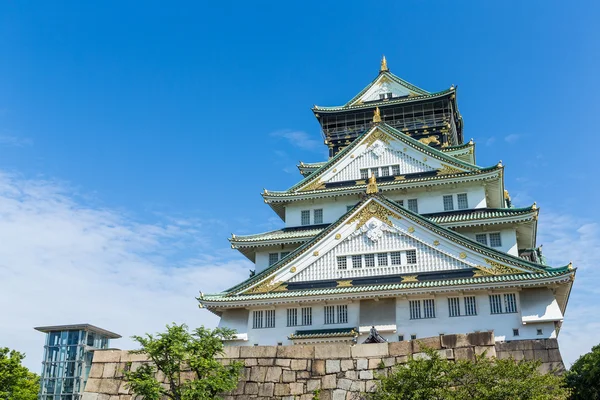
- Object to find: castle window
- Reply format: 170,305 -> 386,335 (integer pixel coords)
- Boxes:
301,307 -> 312,325
301,210 -> 310,226
464,296 -> 477,316
410,334 -> 417,340
390,252 -> 402,265
396,199 -> 404,207
337,305 -> 348,323
406,250 -> 417,264
392,165 -> 401,175
265,310 -> 275,328
381,166 -> 390,177
324,306 -> 335,324
352,255 -> 362,268
513,329 -> 520,336
443,195 -> 454,211
360,169 -> 369,180
536,328 -> 543,335
448,297 -> 461,317
409,300 -> 422,319
386,92 -> 393,99
314,209 -> 323,224
325,305 -> 348,324
504,293 -> 517,313
457,193 -> 469,209
379,93 -> 386,100
489,294 -> 502,314
337,256 -> 347,270
287,308 -> 298,327
377,253 -> 389,266
423,299 -> 436,318
407,198 -> 419,213
268,253 -> 279,266
364,254 -> 375,267
398,335 -> 404,341
475,234 -> 488,246
489,233 -> 502,248
371,168 -> 379,178
280,251 -> 290,259
252,311 -> 264,329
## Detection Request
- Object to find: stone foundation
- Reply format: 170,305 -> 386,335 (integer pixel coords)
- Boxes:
82,333 -> 564,400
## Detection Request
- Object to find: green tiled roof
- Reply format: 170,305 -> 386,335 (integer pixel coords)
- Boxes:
231,226 -> 328,245
201,269 -> 572,302
289,327 -> 358,340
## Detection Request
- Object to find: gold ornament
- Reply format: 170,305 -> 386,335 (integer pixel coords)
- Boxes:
408,227 -> 415,233
401,275 -> 419,282
300,179 -> 325,192
436,164 -> 463,176
433,240 -> 440,246
289,266 -> 296,273
373,107 -> 382,123
459,252 -> 467,259
380,55 -> 389,72
335,233 -> 341,240
336,280 -> 353,287
346,201 -> 399,230
366,174 -> 378,194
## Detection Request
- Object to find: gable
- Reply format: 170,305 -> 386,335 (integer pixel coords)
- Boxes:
348,73 -> 429,107
239,197 -> 542,294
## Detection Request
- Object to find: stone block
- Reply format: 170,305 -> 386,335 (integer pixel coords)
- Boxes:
282,370 -> 296,382
244,358 -> 258,367
523,350 -> 535,360
545,338 -> 559,349
351,343 -> 388,358
258,382 -> 274,397
340,359 -> 354,371
322,374 -> 337,389
274,383 -> 291,396
315,344 -> 352,359
365,380 -> 378,393
240,346 -> 277,359
454,347 -> 475,361
538,361 -> 566,374
244,382 -> 259,395
438,349 -> 454,359
312,359 -> 326,375
350,380 -> 365,392
265,366 -> 282,382
232,380 -> 245,395
290,382 -> 304,395
344,370 -> 357,380
337,378 -> 352,390
291,359 -> 308,370
215,346 -> 240,359
396,356 -> 409,363
413,352 -> 430,360
326,359 -> 341,374
276,358 -> 291,367
120,351 -> 148,363
548,348 -> 563,363
356,359 -> 368,370
89,363 -> 104,378
93,350 -> 122,363
474,346 -> 496,358
249,366 -> 267,382
467,331 -> 494,346
257,358 -> 274,366
109,396 -> 120,400
300,395 -> 314,400
85,378 -> 101,393
368,358 -> 382,369
332,389 -> 347,400
359,370 -> 373,380
319,390 -> 333,400
102,363 -> 117,378
242,367 -> 251,380
97,395 -> 110,400
381,357 -> 396,367
533,349 -> 550,363
99,379 -> 120,395
413,336 -> 441,352
130,362 -> 142,372
388,341 -> 412,356
307,379 -> 321,391
277,344 -> 315,359
297,370 -> 310,379
118,381 -> 130,395
82,394 -> 98,400
441,334 -> 470,349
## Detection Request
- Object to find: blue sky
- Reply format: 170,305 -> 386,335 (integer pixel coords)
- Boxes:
0,1 -> 598,370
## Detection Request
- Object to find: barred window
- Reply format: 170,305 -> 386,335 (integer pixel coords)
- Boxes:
407,198 -> 419,213
381,166 -> 390,177
423,299 -> 436,318
252,311 -> 263,329
377,253 -> 388,266
364,254 -> 375,267
464,296 -> 477,316
475,234 -> 488,246
489,233 -> 502,248
337,305 -> 348,324
457,193 -> 469,209
314,209 -> 323,224
324,305 -> 335,324
265,310 -> 275,328
371,168 -> 379,178
301,210 -> 310,225
392,165 -> 401,175
448,297 -> 461,317
396,199 -> 404,207
443,195 -> 454,211
390,252 -> 402,265
409,300 -> 422,319
352,255 -> 362,268
489,294 -> 502,314
268,253 -> 279,266
360,169 -> 369,180
406,250 -> 417,264
337,256 -> 347,270
280,251 -> 290,259
301,307 -> 312,325
504,293 -> 517,313
287,308 -> 298,327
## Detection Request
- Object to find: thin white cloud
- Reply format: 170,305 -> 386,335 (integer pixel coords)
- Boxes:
485,137 -> 496,146
0,134 -> 33,147
504,134 -> 520,144
0,171 -> 249,371
271,130 -> 322,152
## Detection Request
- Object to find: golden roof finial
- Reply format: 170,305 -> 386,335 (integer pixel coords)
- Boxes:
380,55 -> 388,72
532,202 -> 537,210
373,107 -> 382,123
568,261 -> 573,270
504,190 -> 511,201
366,174 -> 378,194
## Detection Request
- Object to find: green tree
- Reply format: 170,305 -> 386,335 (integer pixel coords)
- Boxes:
368,348 -> 569,400
0,347 -> 40,400
122,324 -> 242,400
565,343 -> 600,400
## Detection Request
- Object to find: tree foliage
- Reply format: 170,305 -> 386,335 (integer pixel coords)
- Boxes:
565,343 -> 600,400
0,347 -> 40,400
122,324 -> 242,400
368,348 -> 569,400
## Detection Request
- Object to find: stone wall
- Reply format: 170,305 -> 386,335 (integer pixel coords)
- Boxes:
82,333 -> 564,400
